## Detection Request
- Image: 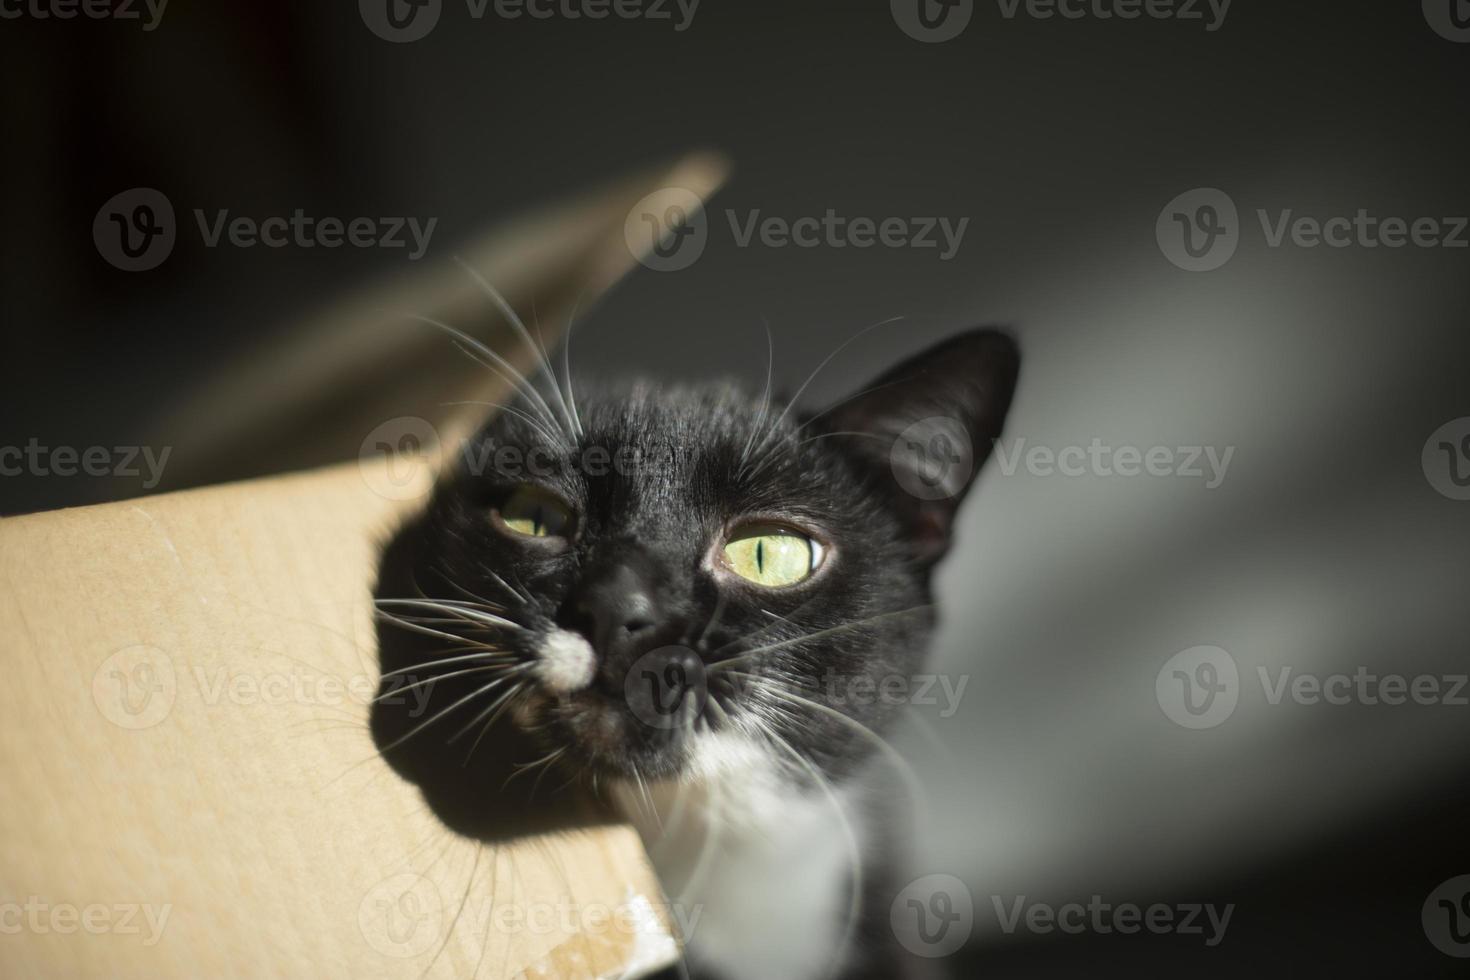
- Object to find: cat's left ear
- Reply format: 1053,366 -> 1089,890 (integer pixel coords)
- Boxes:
815,329 -> 1020,567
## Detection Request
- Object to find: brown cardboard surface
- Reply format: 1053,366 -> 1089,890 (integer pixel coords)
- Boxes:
0,460 -> 677,977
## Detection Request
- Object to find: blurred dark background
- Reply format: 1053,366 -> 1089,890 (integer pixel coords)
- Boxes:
3,0 -> 1469,975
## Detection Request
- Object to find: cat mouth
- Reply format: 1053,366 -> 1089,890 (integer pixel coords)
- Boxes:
514,628 -> 714,778
516,686 -> 702,780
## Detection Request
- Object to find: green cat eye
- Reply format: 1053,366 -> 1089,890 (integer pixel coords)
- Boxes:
496,486 -> 572,539
722,526 -> 822,588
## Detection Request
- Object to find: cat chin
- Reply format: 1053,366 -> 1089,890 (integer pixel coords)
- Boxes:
610,729 -> 829,851
679,727 -> 777,785
508,687 -> 697,782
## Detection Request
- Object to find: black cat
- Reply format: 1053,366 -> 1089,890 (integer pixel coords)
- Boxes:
371,328 -> 1019,979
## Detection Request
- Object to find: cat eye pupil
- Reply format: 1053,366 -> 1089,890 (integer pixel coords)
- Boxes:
722,526 -> 820,588
495,487 -> 570,540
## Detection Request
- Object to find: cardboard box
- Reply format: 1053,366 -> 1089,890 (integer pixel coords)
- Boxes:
0,154 -> 729,978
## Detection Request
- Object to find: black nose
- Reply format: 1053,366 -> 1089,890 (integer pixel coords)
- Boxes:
574,562 -> 662,660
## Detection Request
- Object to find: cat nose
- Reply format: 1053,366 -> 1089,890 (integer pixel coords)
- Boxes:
574,563 -> 662,658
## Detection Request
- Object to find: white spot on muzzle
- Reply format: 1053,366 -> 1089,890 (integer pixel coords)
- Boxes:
535,628 -> 596,693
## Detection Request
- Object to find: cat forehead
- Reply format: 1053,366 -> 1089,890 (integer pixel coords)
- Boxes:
578,380 -> 770,443
468,380 -> 850,517
574,385 -> 789,497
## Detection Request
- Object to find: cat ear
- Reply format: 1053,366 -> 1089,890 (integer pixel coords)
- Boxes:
816,329 -> 1019,567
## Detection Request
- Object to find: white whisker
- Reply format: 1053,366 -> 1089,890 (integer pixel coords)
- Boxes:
708,605 -> 933,672
370,664 -> 503,705
745,315 -> 905,473
561,288 -> 586,438
453,257 -> 579,440
738,318 -> 775,469
410,312 -> 566,442
376,598 -> 524,631
377,665 -> 532,757
732,671 -> 927,820
376,650 -> 514,683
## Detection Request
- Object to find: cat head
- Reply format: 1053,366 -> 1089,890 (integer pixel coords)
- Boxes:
373,329 -> 1018,793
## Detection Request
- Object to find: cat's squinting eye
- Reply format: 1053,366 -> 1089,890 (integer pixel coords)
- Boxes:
494,486 -> 573,540
721,525 -> 824,588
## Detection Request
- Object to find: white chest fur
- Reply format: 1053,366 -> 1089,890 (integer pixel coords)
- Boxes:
612,731 -> 865,980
